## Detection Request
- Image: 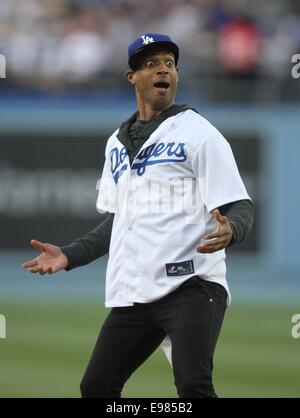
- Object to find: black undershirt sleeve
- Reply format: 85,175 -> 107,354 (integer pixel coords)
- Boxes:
218,199 -> 254,247
60,212 -> 114,271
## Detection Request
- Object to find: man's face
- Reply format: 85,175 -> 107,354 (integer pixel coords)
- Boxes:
127,50 -> 179,110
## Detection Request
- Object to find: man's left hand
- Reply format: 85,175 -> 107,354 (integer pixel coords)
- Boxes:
196,209 -> 233,254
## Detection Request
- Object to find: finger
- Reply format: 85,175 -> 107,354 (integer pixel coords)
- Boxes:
27,266 -> 42,273
200,241 -> 222,249
197,238 -> 227,251
27,266 -> 53,275
197,247 -> 221,254
197,242 -> 225,253
31,239 -> 47,252
213,209 -> 227,224
200,238 -> 228,249
204,231 -> 224,240
22,258 -> 38,268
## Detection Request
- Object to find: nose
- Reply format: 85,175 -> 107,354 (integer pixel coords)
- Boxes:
156,61 -> 169,74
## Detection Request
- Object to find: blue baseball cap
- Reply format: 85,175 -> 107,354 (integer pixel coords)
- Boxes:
128,33 -> 179,70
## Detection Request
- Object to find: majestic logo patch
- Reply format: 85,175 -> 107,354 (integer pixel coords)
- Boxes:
166,260 -> 194,276
110,142 -> 187,182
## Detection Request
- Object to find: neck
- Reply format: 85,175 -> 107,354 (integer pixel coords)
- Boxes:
136,98 -> 175,121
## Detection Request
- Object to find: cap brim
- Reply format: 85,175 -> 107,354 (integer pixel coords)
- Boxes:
129,41 -> 179,70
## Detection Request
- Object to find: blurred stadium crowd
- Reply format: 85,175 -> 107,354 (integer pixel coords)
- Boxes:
0,0 -> 300,100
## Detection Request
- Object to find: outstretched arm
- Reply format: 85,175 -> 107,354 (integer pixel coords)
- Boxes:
60,212 -> 114,270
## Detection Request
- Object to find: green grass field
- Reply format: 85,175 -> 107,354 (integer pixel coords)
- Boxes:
0,301 -> 299,398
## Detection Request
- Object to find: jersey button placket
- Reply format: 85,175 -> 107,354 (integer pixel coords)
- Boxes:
126,168 -> 134,232
126,168 -> 142,300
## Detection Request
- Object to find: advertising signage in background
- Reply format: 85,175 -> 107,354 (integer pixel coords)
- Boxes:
0,134 -> 260,251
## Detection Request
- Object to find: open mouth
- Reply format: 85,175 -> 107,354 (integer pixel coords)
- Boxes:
153,81 -> 170,90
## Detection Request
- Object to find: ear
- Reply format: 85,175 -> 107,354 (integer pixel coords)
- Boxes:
127,69 -> 136,86
176,67 -> 179,83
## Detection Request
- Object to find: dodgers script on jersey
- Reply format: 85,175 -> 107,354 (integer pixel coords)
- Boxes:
97,109 -> 250,307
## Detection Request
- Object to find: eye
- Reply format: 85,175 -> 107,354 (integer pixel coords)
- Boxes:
166,60 -> 174,67
146,60 -> 155,68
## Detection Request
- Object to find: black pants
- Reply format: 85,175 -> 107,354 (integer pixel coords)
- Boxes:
80,276 -> 227,398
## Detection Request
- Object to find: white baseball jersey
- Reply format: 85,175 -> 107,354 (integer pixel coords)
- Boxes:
96,109 -> 250,308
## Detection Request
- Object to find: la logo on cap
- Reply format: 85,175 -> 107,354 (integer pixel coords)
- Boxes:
128,33 -> 179,70
141,35 -> 154,45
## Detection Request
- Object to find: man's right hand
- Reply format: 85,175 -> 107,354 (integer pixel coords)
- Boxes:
22,240 -> 69,275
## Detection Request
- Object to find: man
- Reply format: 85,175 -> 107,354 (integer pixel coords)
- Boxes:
23,33 -> 254,398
